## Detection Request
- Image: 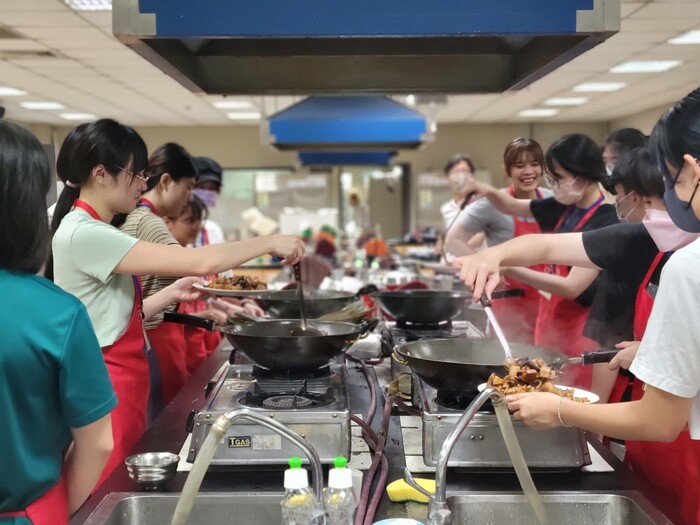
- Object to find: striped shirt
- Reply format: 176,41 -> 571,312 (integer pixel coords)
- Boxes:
119,207 -> 179,329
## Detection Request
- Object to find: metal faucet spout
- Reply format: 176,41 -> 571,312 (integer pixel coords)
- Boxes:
222,408 -> 324,501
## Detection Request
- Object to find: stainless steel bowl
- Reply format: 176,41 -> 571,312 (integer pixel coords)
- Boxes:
124,452 -> 179,490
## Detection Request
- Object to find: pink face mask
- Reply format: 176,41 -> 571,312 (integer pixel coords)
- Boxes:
642,208 -> 700,252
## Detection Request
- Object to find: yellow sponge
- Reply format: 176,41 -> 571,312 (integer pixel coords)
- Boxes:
386,477 -> 436,504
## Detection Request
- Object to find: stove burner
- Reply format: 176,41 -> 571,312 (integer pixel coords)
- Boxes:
251,365 -> 331,380
240,381 -> 335,410
262,395 -> 314,409
434,390 -> 495,412
396,319 -> 452,331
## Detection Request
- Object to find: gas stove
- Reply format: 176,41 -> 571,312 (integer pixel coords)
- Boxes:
416,376 -> 591,471
188,363 -> 350,466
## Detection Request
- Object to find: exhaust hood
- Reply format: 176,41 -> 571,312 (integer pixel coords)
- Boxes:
113,0 -> 619,94
267,96 -> 428,152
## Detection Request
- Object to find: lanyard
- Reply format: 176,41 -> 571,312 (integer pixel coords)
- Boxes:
73,199 -> 103,221
555,193 -> 605,233
136,198 -> 161,216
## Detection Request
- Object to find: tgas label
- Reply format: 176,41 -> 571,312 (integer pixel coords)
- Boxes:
228,436 -> 251,448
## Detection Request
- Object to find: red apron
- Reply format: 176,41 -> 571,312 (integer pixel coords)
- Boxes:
135,198 -> 189,405
0,478 -> 68,525
74,200 -> 150,487
624,252 -> 700,524
534,195 -> 605,389
491,188 -> 544,344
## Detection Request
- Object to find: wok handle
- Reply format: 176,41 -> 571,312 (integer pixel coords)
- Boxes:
580,349 -> 620,365
491,288 -> 526,299
479,292 -> 492,308
357,318 -> 380,335
163,311 -> 215,331
356,284 -> 379,297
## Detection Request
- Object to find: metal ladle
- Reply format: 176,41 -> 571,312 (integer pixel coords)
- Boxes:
290,262 -> 324,336
480,292 -> 513,361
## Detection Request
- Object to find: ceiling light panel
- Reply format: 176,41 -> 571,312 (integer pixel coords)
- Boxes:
227,112 -> 261,120
60,112 -> 97,121
64,0 -> 112,11
20,101 -> 65,110
0,87 -> 26,96
518,109 -> 558,117
573,82 -> 627,92
212,100 -> 253,109
543,97 -> 588,106
609,60 -> 682,73
669,30 -> 700,45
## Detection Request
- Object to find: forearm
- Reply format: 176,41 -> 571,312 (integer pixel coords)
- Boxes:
497,233 -> 598,269
506,266 -> 597,300
479,183 -> 533,218
143,286 -> 178,321
590,363 -> 619,404
445,228 -> 477,257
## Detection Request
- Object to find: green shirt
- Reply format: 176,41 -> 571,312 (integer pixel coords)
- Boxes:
0,270 -> 117,522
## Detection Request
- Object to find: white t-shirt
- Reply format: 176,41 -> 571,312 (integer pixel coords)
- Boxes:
52,209 -> 139,347
194,219 -> 225,247
440,199 -> 464,229
630,239 -> 700,439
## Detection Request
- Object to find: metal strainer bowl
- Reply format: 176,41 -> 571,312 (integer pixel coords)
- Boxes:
124,452 -> 179,490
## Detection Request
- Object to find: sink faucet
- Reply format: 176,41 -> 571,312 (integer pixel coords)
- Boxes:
404,386 -> 506,525
172,407 -> 325,525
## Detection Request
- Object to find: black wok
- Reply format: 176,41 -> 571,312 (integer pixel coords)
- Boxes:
252,290 -> 358,319
222,319 -> 365,371
395,338 -> 618,394
373,289 -> 524,325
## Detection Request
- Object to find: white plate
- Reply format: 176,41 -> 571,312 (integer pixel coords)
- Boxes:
192,282 -> 268,297
477,383 -> 599,404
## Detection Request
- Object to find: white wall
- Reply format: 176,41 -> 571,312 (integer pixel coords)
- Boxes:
609,104 -> 669,135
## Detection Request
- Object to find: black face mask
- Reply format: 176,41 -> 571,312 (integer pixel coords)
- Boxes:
663,160 -> 700,233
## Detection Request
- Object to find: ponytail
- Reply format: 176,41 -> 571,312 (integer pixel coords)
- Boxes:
45,184 -> 80,281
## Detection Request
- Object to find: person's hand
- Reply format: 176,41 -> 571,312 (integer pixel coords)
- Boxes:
241,301 -> 265,318
506,392 -> 562,429
197,307 -> 229,325
269,235 -> 305,265
166,276 -> 204,303
452,248 -> 503,301
609,340 -> 640,371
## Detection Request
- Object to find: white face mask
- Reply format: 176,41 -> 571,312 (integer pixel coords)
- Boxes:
614,192 -> 640,223
605,164 -> 614,177
447,170 -> 472,192
642,208 -> 700,252
549,176 -> 583,205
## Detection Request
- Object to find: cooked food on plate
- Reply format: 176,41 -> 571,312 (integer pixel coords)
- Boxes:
487,357 -> 587,402
206,275 -> 267,291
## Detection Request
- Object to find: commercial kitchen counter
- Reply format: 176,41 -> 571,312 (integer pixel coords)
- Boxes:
70,343 -> 683,525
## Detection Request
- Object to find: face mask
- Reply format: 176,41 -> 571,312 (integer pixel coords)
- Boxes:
550,177 -> 583,205
447,170 -> 471,192
663,168 -> 700,232
192,188 -> 218,208
605,164 -> 614,177
643,208 -> 700,251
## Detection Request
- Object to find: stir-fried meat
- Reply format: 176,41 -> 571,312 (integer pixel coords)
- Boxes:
487,357 -> 587,402
206,275 -> 267,291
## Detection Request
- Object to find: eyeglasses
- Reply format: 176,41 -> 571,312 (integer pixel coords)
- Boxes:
117,166 -> 148,184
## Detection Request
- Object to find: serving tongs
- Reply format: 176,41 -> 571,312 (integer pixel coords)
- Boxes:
480,293 -> 513,361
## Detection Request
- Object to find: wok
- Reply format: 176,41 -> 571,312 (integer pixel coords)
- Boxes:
222,319 -> 366,371
373,289 -> 524,325
394,338 -> 618,394
251,290 -> 358,319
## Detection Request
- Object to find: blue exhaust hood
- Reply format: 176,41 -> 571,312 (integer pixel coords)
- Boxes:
298,151 -> 396,166
268,96 -> 429,151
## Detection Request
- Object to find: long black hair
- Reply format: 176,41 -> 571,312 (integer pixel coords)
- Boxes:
610,148 -> 664,199
45,118 -> 147,280
545,133 -> 605,183
649,87 -> 700,182
0,121 -> 52,273
604,128 -> 647,158
145,142 -> 197,191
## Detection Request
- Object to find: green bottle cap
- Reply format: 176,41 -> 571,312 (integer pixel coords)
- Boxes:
333,456 -> 348,469
288,457 -> 303,469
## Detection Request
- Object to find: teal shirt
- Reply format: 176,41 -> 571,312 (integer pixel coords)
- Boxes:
0,270 -> 117,523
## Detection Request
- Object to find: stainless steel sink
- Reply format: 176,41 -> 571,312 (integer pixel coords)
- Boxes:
81,492 -> 284,525
446,492 -> 673,525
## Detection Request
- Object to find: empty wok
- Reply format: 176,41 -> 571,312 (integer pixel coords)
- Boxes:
222,319 -> 365,371
252,290 -> 358,319
395,338 -> 617,394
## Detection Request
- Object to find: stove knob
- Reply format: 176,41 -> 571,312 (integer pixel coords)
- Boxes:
186,410 -> 198,433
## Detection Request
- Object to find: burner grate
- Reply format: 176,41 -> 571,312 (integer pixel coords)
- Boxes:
240,380 -> 335,410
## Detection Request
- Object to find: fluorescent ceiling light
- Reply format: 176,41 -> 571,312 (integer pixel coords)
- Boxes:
573,82 -> 627,92
213,100 -> 254,109
543,97 -> 587,106
21,101 -> 65,110
0,87 -> 26,96
669,30 -> 700,45
518,109 -> 558,118
610,60 -> 682,73
60,112 -> 97,121
405,94 -> 416,107
227,112 -> 261,120
64,0 -> 111,11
